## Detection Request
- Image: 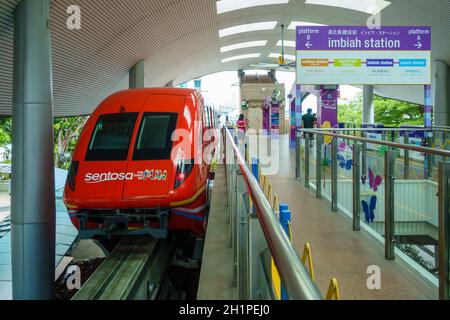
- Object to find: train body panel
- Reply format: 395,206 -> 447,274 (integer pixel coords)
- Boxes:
63,88 -> 216,238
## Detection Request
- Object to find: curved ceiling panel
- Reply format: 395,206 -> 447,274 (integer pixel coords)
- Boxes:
0,0 -> 449,116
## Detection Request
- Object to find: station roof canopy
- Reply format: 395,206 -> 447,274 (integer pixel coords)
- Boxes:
1,0 -> 449,117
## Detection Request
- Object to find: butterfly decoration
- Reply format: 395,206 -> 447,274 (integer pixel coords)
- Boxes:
369,168 -> 382,192
337,154 -> 353,170
362,196 -> 377,223
338,141 -> 347,152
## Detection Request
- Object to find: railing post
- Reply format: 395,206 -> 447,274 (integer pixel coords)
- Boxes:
385,150 -> 396,260
404,133 -> 410,180
353,144 -> 362,231
316,135 -> 323,199
305,135 -> 310,188
331,138 -> 338,212
438,162 -> 450,300
362,133 -> 368,178
296,134 -> 302,180
426,135 -> 433,179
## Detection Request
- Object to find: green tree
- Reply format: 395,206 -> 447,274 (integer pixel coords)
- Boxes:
338,94 -> 363,124
54,116 -> 89,168
0,117 -> 12,146
374,95 -> 424,127
338,93 -> 425,127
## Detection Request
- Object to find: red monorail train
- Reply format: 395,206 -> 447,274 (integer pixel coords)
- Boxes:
63,88 -> 217,239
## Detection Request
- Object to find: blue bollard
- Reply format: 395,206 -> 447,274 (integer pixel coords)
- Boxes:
252,158 -> 259,216
279,204 -> 289,215
279,205 -> 292,301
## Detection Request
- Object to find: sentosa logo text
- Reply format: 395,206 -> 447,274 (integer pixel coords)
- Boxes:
84,172 -> 134,184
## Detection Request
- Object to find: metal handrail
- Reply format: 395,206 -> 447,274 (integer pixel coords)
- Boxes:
340,123 -> 450,133
224,128 -> 323,300
301,128 -> 442,133
300,129 -> 450,158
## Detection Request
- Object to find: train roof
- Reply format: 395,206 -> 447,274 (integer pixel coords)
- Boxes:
113,87 -> 200,97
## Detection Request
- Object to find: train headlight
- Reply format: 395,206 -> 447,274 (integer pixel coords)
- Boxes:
67,161 -> 79,191
174,159 -> 194,189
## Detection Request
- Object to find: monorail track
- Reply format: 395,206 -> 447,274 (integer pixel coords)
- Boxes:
72,235 -> 176,300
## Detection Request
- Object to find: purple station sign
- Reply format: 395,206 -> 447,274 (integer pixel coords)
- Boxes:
297,26 -> 431,51
296,26 -> 432,85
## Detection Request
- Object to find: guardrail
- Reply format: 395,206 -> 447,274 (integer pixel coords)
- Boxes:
223,128 -> 323,300
296,128 -> 450,300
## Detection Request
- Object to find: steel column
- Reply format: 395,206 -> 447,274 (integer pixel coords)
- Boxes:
129,60 -> 145,89
438,162 -> 450,300
305,135 -> 310,188
363,85 -> 375,124
404,133 -> 410,180
353,144 -> 362,231
296,135 -> 301,180
12,0 -> 56,300
385,150 -> 396,260
316,135 -> 323,199
331,139 -> 338,212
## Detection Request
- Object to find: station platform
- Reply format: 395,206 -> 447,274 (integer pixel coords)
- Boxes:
199,133 -> 438,300
264,134 -> 438,300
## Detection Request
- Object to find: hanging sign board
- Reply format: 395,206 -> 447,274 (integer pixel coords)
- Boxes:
296,26 -> 431,85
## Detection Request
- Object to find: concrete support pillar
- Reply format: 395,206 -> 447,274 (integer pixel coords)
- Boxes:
129,60 -> 145,89
434,60 -> 450,127
363,85 -> 375,124
12,0 -> 56,300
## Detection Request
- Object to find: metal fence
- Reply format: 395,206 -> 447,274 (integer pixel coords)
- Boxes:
223,128 -> 323,300
296,129 -> 450,300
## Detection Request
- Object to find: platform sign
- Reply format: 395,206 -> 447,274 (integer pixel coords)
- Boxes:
296,26 -> 431,85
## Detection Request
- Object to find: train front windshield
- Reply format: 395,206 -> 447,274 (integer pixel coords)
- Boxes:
133,113 -> 178,161
86,113 -> 138,161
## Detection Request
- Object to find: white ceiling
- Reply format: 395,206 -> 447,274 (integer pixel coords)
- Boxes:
0,0 -> 449,116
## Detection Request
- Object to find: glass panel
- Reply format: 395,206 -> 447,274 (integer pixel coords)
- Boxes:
360,140 -> 386,238
335,137 -> 354,215
393,142 -> 439,283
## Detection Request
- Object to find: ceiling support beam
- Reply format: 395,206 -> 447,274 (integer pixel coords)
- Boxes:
363,85 -> 375,124
11,0 -> 56,300
129,60 -> 145,89
434,60 -> 450,127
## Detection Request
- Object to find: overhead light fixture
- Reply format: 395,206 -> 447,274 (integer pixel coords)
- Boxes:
269,53 -> 295,61
305,0 -> 391,14
220,40 -> 268,53
276,40 -> 296,47
219,21 -> 278,38
217,0 -> 290,14
287,21 -> 326,30
222,53 -> 261,63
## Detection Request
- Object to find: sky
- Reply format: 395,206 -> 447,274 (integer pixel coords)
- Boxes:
181,70 -> 362,116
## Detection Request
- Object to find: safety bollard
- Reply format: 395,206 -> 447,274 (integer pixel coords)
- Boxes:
251,158 -> 259,216
279,205 -> 292,301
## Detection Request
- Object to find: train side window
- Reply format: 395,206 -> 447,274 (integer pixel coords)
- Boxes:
132,113 -> 178,161
86,113 -> 138,161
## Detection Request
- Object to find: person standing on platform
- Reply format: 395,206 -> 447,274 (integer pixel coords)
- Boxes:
302,109 -> 316,147
236,114 -> 248,154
